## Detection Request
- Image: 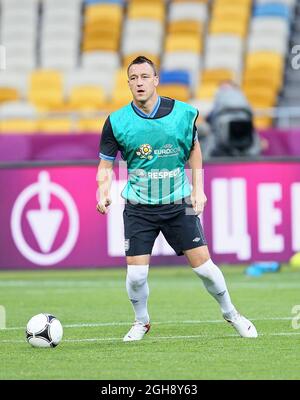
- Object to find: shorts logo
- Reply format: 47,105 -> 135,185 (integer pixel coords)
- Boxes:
136,144 -> 153,160
124,239 -> 130,251
193,237 -> 201,242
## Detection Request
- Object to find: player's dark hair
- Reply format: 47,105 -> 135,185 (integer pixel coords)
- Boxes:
127,56 -> 158,77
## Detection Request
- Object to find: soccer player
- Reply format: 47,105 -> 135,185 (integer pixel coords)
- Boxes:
97,56 -> 257,341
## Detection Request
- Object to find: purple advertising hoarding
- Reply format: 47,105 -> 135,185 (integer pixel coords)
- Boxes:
0,160 -> 300,270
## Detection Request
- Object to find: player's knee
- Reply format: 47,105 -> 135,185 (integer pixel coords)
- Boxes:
184,246 -> 210,268
126,256 -> 149,265
129,277 -> 147,290
126,265 -> 149,289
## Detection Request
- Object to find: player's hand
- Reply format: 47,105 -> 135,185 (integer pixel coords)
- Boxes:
96,197 -> 112,215
191,190 -> 207,215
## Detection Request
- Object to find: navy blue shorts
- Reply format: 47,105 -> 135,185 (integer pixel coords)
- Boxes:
123,200 -> 207,257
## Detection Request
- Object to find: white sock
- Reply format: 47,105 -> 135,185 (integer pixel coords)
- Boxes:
126,265 -> 150,324
193,259 -> 236,315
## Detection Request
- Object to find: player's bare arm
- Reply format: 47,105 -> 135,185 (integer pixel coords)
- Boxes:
96,159 -> 113,215
188,140 -> 207,215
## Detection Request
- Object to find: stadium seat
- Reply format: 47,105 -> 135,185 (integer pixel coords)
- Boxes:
0,72 -> 29,98
109,67 -> 132,108
68,86 -> 106,111
201,69 -> 236,85
83,37 -> 120,52
209,19 -> 248,37
250,17 -> 289,37
122,36 -> 162,58
0,88 -> 20,103
84,0 -> 124,4
124,19 -> 164,38
78,116 -> 107,133
123,53 -> 160,68
248,34 -> 288,54
0,101 -> 37,119
41,0 -> 81,71
169,2 -> 208,23
158,84 -> 190,102
205,53 -> 243,77
160,70 -> 190,86
196,83 -> 218,101
214,0 -> 252,6
82,52 -> 120,70
66,68 -> 115,99
165,33 -> 203,53
243,71 -> 282,91
243,86 -> 277,107
85,4 -> 123,23
29,70 -> 64,111
162,51 -> 201,90
206,35 -> 244,55
253,3 -> 290,19
0,119 -> 38,134
38,118 -> 73,133
245,52 -> 284,74
127,3 -> 165,21
168,21 -> 203,35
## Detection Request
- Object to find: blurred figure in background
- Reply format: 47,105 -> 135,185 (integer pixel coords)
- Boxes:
200,81 -> 262,158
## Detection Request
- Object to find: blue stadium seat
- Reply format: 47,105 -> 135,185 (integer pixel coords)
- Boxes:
253,3 -> 290,20
160,70 -> 190,86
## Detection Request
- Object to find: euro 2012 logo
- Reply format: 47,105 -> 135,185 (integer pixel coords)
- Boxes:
136,144 -> 153,160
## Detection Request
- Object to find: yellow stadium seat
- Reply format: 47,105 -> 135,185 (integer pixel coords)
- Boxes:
243,71 -> 282,92
173,0 -> 208,2
30,70 -> 62,88
253,116 -> 273,129
0,87 -> 20,103
83,22 -> 121,37
165,33 -> 202,53
245,52 -> 284,74
158,84 -> 190,102
128,3 -> 165,21
82,37 -> 119,52
212,10 -> 250,25
110,87 -> 132,109
38,119 -> 73,133
210,19 -> 248,37
84,30 -> 120,42
77,117 -> 107,133
0,119 -> 38,133
29,90 -> 64,111
130,0 -> 164,3
202,69 -> 236,85
168,21 -> 203,35
244,87 -> 277,108
123,53 -> 160,69
214,0 -> 251,6
85,4 -> 123,24
29,70 -> 64,111
68,86 -> 106,111
110,68 -> 132,106
114,67 -> 130,88
196,84 -> 218,100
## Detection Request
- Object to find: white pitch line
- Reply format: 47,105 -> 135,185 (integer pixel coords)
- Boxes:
1,281 -> 300,289
2,331 -> 300,345
0,317 -> 295,332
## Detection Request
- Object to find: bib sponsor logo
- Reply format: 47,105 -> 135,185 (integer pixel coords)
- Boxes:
136,144 -> 153,160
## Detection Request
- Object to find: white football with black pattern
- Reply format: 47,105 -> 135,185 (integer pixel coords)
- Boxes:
26,313 -> 63,348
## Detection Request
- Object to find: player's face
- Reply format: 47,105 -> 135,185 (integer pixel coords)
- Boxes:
128,63 -> 159,103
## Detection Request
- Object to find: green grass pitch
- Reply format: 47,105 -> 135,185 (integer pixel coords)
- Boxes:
0,265 -> 300,380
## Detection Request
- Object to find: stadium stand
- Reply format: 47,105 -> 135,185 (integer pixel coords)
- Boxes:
0,0 -> 298,134
279,0 -> 300,126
